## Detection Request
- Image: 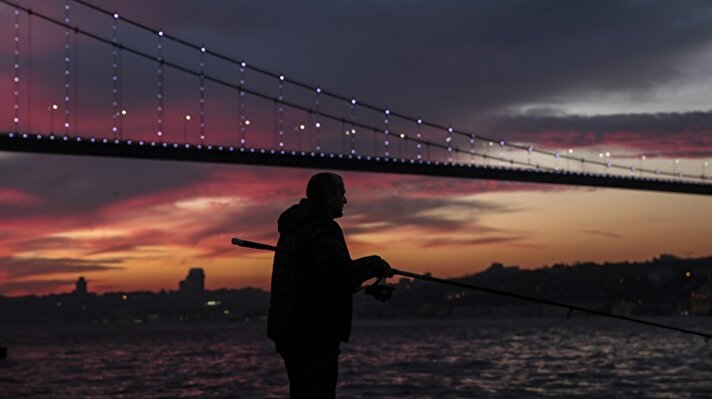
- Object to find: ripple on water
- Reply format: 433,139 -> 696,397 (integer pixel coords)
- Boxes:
1,318 -> 711,398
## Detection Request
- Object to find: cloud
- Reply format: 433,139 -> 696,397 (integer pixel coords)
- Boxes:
1,256 -> 124,279
419,235 -> 528,248
6,0 -> 708,138
0,279 -> 76,297
487,111 -> 712,158
345,195 -> 510,234
582,230 -> 623,239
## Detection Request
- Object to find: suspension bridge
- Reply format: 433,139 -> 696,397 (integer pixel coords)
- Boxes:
1,0 -> 710,196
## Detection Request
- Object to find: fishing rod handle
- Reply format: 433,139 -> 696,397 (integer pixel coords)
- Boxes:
231,237 -> 300,255
231,237 -> 279,252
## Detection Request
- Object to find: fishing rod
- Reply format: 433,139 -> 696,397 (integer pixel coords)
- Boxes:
231,237 -> 712,342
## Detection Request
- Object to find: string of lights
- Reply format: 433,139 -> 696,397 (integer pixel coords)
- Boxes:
12,7 -> 20,132
469,132 -> 476,163
314,88 -> 322,152
63,1 -> 71,134
65,0 -> 704,180
156,30 -> 164,141
199,45 -> 207,145
277,75 -> 285,149
73,19 -> 79,134
416,119 -> 423,160
111,12 -> 120,138
383,106 -> 390,158
27,11 -> 32,132
349,100 -> 356,155
239,61 -> 247,148
2,0 -> 707,183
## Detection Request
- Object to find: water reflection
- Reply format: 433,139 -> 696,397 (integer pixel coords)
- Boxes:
1,318 -> 710,398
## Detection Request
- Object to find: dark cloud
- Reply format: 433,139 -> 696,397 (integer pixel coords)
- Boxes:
85,228 -> 171,256
419,235 -> 528,249
0,278 -> 76,296
97,0 -> 711,120
487,111 -> 712,158
390,176 -> 572,197
8,0 -> 708,133
1,256 -> 124,279
0,153 -> 214,220
187,202 -> 285,246
344,194 -> 512,235
582,230 -> 623,239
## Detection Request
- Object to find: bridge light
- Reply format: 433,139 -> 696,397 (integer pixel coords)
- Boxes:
52,104 -> 59,110
400,133 -> 406,139
113,13 -> 119,19
351,99 -> 357,105
315,122 -> 320,128
385,109 -> 390,115
279,75 -> 285,81
568,148 -> 574,154
185,114 -> 191,121
641,155 -> 646,160
245,120 -> 250,126
158,30 -> 164,36
605,152 -> 610,157
316,87 -> 321,94
299,124 -> 305,130
674,159 -> 680,164
598,153 -> 604,158
121,109 -> 127,116
200,47 -> 206,53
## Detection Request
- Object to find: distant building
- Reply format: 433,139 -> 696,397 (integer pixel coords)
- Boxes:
73,276 -> 88,295
179,268 -> 205,294
691,284 -> 712,315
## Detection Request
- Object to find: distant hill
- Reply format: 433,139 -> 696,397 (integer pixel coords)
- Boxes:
353,254 -> 712,318
2,254 -> 710,325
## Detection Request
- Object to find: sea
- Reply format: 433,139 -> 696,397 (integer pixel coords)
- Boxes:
1,317 -> 710,399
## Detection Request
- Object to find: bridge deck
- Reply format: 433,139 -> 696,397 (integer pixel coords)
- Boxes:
1,133 -> 709,196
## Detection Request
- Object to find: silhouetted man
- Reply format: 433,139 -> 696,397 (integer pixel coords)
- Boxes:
268,172 -> 393,399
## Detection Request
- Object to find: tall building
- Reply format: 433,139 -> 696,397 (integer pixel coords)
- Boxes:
73,276 -> 88,295
179,268 -> 205,294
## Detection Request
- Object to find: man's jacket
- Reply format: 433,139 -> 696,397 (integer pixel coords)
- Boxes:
267,198 -> 378,344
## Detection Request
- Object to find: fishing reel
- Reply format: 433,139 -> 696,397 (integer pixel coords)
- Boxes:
362,277 -> 395,302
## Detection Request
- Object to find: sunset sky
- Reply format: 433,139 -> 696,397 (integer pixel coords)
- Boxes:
1,0 -> 710,296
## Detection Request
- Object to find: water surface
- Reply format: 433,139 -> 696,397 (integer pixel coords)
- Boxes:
1,317 -> 710,398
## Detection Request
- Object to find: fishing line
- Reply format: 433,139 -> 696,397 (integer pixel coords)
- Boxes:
231,237 -> 712,342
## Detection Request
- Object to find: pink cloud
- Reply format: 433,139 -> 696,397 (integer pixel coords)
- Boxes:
0,187 -> 43,205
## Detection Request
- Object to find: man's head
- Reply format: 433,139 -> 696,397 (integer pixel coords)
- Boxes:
306,172 -> 347,219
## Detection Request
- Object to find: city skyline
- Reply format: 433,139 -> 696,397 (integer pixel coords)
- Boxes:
1,0 -> 711,296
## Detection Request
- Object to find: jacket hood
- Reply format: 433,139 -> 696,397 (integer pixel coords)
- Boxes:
278,198 -> 327,235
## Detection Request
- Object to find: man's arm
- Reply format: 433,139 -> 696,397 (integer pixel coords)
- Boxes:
311,228 -> 391,289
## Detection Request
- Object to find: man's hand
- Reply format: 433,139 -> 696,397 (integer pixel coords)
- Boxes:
355,255 -> 394,280
378,258 -> 394,278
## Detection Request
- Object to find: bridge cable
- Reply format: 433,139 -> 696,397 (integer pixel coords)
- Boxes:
4,0 -> 709,186
65,0 -> 707,180
4,0 -> 544,170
